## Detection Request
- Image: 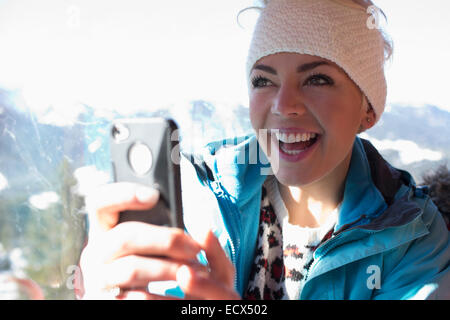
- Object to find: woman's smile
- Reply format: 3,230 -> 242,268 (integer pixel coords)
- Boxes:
270,128 -> 321,162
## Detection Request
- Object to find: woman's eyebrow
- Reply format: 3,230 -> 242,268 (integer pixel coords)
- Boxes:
297,60 -> 331,72
252,60 -> 333,75
253,64 -> 277,75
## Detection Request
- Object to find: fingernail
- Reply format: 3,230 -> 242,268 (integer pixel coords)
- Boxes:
176,265 -> 192,288
135,186 -> 158,203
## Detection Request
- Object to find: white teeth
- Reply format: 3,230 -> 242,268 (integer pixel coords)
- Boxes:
275,131 -> 317,143
283,149 -> 303,155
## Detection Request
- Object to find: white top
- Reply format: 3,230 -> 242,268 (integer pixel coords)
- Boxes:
245,175 -> 338,300
265,175 -> 338,299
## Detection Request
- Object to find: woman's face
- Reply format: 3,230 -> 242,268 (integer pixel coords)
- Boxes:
249,52 -> 373,187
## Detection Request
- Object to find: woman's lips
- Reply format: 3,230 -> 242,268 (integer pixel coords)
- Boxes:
279,140 -> 314,151
271,128 -> 320,150
271,130 -> 321,162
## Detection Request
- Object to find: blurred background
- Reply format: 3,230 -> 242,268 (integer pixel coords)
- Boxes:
0,0 -> 449,299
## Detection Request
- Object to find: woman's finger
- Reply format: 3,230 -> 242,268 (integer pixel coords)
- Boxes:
176,265 -> 240,300
85,182 -> 160,231
116,289 -> 183,300
198,230 -> 235,288
103,255 -> 209,290
174,230 -> 240,300
98,223 -> 201,262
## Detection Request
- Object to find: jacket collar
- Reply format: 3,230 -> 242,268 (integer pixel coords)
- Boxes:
203,134 -> 270,207
335,137 -> 388,232
335,137 -> 421,233
203,134 -> 420,232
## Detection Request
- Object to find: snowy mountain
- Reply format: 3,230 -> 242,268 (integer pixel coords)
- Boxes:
362,104 -> 450,183
1,90 -> 448,193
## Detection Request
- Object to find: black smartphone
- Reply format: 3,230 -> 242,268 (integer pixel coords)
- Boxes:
109,117 -> 184,229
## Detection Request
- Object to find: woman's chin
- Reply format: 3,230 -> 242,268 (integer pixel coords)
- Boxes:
273,169 -> 316,187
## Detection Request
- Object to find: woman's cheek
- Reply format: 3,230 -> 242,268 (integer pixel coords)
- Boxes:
249,95 -> 268,131
248,103 -> 259,131
249,110 -> 260,132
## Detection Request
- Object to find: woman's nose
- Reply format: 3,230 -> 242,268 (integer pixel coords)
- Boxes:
271,83 -> 307,118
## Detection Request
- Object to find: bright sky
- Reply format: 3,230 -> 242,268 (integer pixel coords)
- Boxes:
0,0 -> 449,117
374,0 -> 450,111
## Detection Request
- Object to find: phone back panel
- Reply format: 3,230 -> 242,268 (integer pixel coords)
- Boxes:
110,118 -> 183,228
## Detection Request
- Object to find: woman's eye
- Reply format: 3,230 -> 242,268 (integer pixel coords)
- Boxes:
251,75 -> 272,88
304,74 -> 334,86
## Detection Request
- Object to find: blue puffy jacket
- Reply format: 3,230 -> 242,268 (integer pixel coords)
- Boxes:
176,135 -> 449,299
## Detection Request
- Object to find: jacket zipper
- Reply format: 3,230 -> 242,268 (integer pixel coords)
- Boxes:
211,180 -> 240,290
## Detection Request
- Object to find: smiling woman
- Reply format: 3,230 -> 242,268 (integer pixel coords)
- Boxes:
0,0 -> 449,301
75,0 -> 450,301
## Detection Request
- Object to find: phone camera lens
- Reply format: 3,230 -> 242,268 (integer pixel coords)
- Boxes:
112,123 -> 130,142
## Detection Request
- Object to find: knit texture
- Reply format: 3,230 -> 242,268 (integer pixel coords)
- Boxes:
244,175 -> 337,300
246,0 -> 387,123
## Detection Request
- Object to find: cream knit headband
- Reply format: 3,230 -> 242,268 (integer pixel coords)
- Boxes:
246,0 -> 387,123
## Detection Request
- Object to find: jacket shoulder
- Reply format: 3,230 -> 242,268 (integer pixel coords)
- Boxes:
373,191 -> 450,299
411,186 -> 442,228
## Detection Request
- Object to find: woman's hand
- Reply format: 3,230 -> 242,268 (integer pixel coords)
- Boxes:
79,182 -> 240,300
175,228 -> 240,300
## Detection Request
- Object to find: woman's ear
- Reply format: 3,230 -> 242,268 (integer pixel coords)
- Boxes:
358,102 -> 376,134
